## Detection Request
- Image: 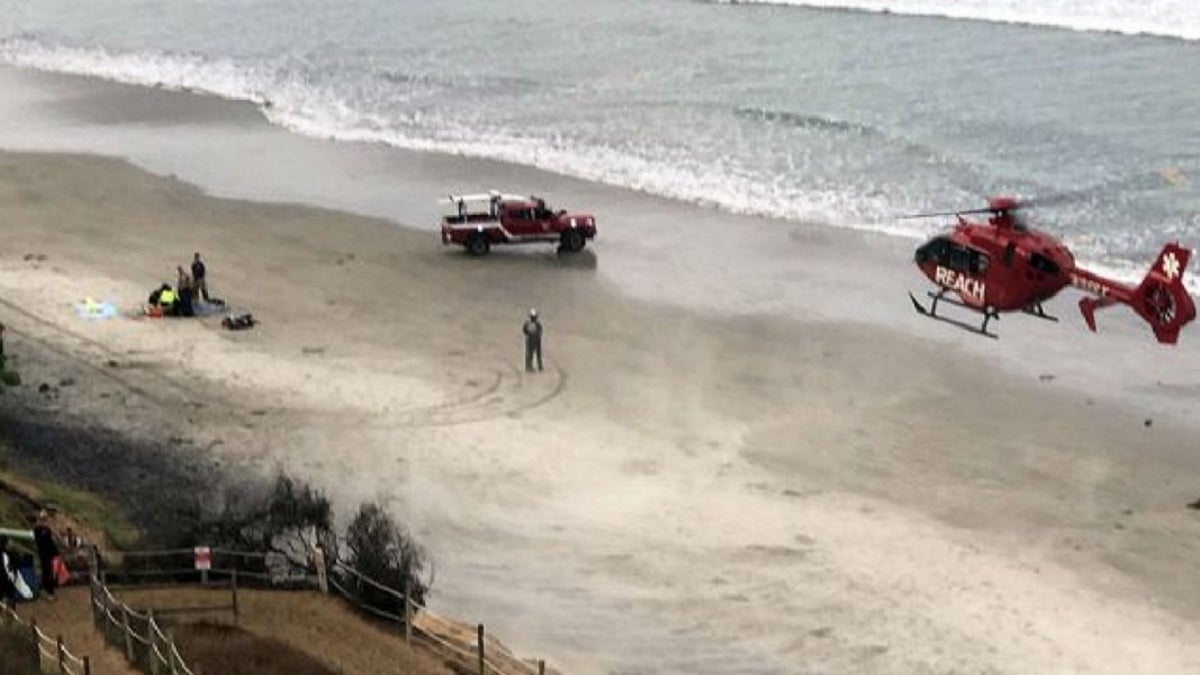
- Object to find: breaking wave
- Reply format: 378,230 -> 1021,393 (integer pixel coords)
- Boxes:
712,0 -> 1200,41
0,36 -> 897,226
733,107 -> 880,137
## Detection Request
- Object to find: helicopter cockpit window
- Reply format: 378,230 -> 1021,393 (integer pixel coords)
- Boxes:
916,237 -> 988,275
914,237 -> 949,265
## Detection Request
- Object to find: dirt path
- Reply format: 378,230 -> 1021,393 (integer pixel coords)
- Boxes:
113,587 -> 450,675
14,586 -> 139,675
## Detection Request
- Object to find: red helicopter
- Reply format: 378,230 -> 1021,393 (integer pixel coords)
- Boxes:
906,196 -> 1196,343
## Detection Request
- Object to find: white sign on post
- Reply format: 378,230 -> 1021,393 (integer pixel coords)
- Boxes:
194,546 -> 212,571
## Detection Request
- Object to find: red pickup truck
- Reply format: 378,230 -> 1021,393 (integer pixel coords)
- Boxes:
440,192 -> 597,256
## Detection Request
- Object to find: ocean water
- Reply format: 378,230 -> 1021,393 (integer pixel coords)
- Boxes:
723,0 -> 1200,40
0,0 -> 1198,288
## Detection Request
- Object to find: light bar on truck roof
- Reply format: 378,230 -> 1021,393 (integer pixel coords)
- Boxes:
439,191 -> 530,204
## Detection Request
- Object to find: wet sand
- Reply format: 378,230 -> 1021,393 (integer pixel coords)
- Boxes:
1,68 -> 1200,674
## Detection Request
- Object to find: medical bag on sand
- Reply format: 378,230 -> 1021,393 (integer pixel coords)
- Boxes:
221,313 -> 256,330
52,556 -> 70,587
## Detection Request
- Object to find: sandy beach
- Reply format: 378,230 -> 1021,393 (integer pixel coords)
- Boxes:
2,66 -> 1200,674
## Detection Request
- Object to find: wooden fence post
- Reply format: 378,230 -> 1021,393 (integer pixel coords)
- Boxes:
167,631 -> 179,675
89,578 -> 98,629
83,656 -> 91,675
121,605 -> 135,662
29,619 -> 40,668
476,624 -> 485,675
86,545 -> 98,583
538,659 -> 545,675
231,568 -> 240,625
313,546 -> 328,594
148,610 -> 160,675
403,585 -> 412,645
57,634 -> 66,674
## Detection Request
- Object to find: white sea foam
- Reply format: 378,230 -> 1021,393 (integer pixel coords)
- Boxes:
0,37 -> 885,224
716,0 -> 1200,41
0,37 -> 276,104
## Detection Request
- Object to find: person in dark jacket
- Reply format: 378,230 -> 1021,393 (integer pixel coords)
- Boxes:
523,308 -> 543,373
191,252 -> 210,302
32,512 -> 59,602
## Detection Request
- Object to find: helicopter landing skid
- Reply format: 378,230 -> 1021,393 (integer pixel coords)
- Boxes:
909,290 -> 1000,339
1021,303 -> 1059,322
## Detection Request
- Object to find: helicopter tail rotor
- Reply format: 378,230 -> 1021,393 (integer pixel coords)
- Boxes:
1077,243 -> 1196,344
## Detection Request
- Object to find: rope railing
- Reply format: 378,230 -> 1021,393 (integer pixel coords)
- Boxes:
63,647 -> 88,668
103,548 -> 310,592
327,560 -> 546,675
1,599 -> 92,675
95,546 -> 552,675
91,574 -> 196,675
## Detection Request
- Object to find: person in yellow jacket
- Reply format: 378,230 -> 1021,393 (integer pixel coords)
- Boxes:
147,283 -> 177,316
159,286 -> 178,312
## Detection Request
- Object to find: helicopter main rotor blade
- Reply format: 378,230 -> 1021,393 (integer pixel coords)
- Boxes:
897,206 -> 1002,220
1012,192 -> 1080,209
897,165 -> 1187,222
1009,168 -> 1181,211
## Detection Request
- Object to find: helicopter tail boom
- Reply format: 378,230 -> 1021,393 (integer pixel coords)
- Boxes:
1074,243 -> 1196,344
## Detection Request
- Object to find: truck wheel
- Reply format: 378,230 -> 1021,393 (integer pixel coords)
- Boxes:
561,229 -> 584,253
466,233 -> 490,256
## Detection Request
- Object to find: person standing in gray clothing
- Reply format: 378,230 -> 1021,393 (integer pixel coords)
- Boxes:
523,308 -> 543,372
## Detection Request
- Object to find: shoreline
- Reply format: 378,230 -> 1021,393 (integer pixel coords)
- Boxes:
1,149 -> 1199,672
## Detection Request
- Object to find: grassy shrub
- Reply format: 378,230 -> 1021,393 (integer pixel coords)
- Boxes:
0,459 -> 140,551
340,501 -> 430,612
175,474 -> 336,571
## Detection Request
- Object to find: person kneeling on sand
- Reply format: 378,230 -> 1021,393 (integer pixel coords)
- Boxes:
176,266 -> 196,317
152,284 -> 178,315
